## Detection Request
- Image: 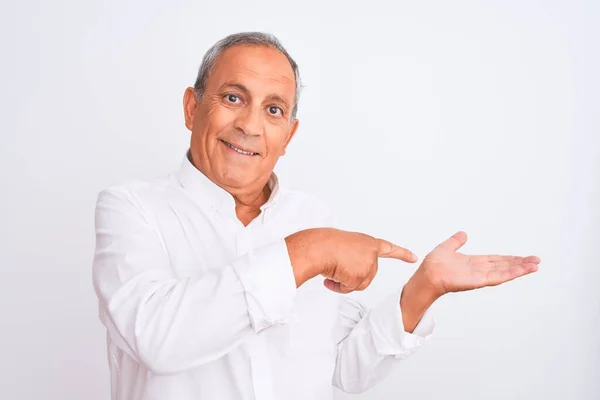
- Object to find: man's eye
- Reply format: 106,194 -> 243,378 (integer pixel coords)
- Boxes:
268,106 -> 283,116
225,94 -> 239,103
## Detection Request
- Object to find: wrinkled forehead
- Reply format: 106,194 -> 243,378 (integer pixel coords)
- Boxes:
206,45 -> 296,105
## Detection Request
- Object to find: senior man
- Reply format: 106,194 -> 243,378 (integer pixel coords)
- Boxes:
92,32 -> 540,400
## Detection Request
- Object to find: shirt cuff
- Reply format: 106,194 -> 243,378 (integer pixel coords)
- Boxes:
367,288 -> 435,359
231,239 -> 297,332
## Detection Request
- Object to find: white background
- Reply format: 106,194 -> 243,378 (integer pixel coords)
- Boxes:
1,0 -> 598,399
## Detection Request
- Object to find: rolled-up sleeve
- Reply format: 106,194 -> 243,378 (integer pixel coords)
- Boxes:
231,238 -> 297,332
367,289 -> 435,357
332,289 -> 435,393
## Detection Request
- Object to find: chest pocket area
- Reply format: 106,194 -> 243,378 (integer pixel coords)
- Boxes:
154,210 -> 232,279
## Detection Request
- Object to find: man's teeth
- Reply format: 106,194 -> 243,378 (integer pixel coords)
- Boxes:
224,141 -> 257,156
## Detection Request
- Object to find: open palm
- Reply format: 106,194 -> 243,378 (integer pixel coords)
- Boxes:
420,231 -> 540,296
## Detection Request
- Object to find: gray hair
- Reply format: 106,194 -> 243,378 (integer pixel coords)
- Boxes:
193,32 -> 302,120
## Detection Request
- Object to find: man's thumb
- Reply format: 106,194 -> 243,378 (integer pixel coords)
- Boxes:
436,231 -> 468,252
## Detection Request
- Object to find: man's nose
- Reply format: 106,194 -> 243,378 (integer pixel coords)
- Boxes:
234,106 -> 264,137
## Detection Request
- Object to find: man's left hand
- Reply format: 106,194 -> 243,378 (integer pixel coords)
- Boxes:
417,231 -> 540,299
400,231 -> 540,333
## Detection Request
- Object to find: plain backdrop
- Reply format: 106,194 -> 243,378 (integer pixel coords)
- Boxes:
1,0 -> 598,399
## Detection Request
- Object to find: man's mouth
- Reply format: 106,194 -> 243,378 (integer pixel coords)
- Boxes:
219,139 -> 260,156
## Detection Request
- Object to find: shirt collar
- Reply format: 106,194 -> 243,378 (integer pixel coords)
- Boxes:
175,152 -> 282,214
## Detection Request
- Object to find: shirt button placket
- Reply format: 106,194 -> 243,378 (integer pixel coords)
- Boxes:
242,225 -> 276,400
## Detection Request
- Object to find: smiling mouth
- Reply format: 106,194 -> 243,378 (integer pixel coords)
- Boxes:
219,139 -> 260,156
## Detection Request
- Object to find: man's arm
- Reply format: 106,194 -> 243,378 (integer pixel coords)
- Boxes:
93,187 -> 305,375
331,231 -> 539,394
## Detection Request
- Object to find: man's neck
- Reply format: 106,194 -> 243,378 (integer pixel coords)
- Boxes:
233,184 -> 271,226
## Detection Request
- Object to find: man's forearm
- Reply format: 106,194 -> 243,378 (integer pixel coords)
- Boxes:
400,271 -> 440,333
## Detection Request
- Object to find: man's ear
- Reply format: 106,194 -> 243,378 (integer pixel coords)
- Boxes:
281,118 -> 299,156
183,87 -> 198,131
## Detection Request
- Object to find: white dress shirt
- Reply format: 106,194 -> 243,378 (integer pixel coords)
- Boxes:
92,154 -> 435,400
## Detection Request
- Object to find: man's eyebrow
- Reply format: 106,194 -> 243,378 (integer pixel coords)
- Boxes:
265,94 -> 291,109
220,82 -> 250,95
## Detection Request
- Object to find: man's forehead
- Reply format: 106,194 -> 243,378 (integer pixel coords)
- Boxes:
209,45 -> 296,99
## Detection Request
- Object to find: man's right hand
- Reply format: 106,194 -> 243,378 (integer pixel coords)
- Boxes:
285,228 -> 418,294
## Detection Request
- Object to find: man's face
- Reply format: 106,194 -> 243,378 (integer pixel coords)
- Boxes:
184,45 -> 299,192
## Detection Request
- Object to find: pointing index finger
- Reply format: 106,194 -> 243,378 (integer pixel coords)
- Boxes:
376,238 -> 418,263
